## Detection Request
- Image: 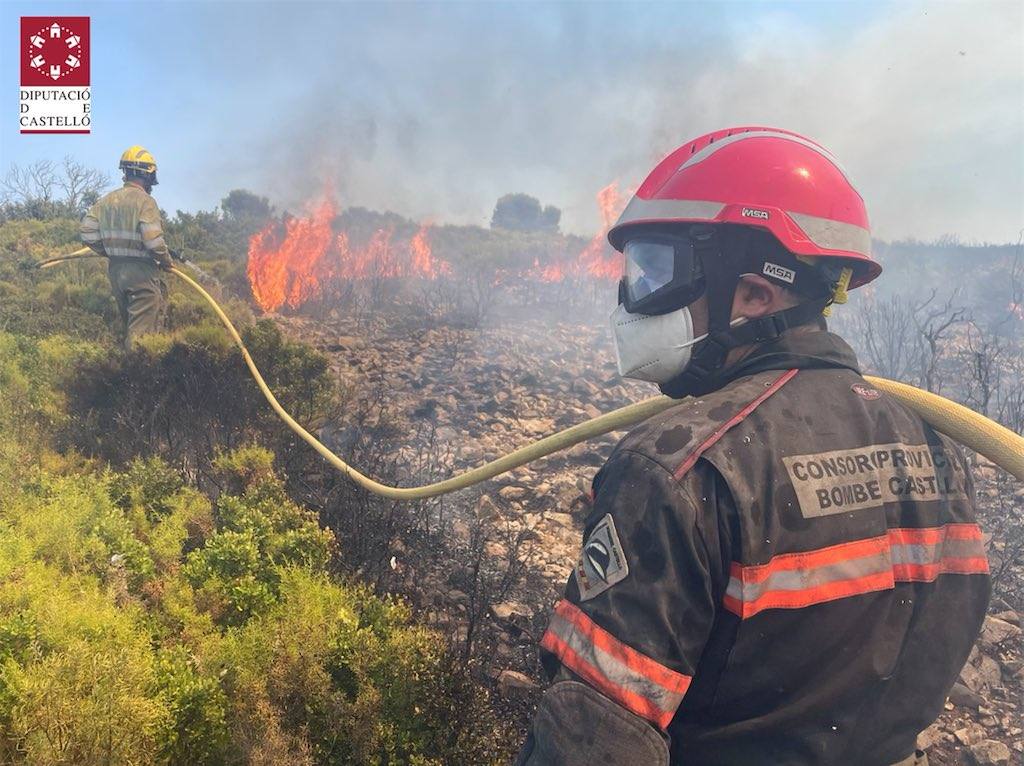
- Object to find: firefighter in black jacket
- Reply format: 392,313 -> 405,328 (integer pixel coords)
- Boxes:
516,128 -> 990,766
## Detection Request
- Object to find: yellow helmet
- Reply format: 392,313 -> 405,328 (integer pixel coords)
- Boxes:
119,145 -> 158,183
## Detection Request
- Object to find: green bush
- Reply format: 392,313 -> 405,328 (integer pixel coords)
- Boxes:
109,456 -> 186,522
154,646 -> 229,764
211,569 -> 490,765
0,548 -> 166,764
0,448 -> 508,765
184,448 -> 334,626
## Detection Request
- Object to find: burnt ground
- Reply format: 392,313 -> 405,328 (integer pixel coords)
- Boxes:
273,301 -> 1022,765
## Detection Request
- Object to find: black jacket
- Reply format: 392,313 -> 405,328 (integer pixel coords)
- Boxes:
526,330 -> 990,766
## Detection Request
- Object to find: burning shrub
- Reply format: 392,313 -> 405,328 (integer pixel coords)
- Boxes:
242,186 -> 626,325
247,197 -> 450,313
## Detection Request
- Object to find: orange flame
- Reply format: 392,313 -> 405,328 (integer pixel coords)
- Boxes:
247,183 -> 626,311
247,197 -> 336,312
531,182 -> 627,284
575,182 -> 627,281
247,195 -> 450,312
410,224 -> 451,279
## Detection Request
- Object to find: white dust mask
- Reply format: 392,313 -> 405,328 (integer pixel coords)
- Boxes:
610,304 -> 745,384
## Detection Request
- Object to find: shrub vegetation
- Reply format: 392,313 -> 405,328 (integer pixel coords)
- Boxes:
0,203 -> 511,764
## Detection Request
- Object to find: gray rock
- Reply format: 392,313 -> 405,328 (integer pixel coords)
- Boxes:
955,724 -> 985,746
916,721 -> 946,751
475,495 -> 499,521
959,646 -> 1003,693
991,610 -> 1020,627
948,681 -> 985,709
498,485 -> 528,500
978,616 -> 1022,649
498,669 -> 540,697
490,601 -> 532,621
966,739 -> 1012,766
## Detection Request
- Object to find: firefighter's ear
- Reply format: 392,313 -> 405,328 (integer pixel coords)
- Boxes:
732,274 -> 790,319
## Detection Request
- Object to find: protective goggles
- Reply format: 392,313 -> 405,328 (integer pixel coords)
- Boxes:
618,232 -> 706,315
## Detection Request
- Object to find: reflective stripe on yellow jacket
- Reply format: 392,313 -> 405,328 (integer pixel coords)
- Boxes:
80,182 -> 170,260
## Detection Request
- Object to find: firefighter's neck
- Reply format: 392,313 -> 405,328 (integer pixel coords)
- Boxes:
692,275 -> 809,368
728,275 -> 809,366
725,322 -> 819,367
124,178 -> 151,194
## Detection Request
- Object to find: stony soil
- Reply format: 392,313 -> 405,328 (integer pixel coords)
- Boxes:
275,303 -> 1022,765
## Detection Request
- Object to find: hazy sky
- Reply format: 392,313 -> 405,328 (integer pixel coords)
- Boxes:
3,1 -> 1022,243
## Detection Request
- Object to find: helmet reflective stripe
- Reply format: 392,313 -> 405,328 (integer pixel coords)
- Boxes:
613,197 -> 870,257
788,212 -> 872,257
614,198 -> 725,229
678,129 -> 854,186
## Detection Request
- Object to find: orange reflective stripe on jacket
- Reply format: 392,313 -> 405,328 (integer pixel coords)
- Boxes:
724,523 -> 989,619
540,599 -> 692,729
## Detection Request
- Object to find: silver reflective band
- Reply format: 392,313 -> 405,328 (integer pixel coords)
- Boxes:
678,129 -> 854,184
102,229 -> 145,241
788,212 -> 872,257
725,554 -> 891,604
614,198 -> 725,230
543,609 -> 685,718
105,248 -> 149,258
614,199 -> 871,257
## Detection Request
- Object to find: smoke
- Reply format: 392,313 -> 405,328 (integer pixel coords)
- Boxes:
211,1 -> 1021,243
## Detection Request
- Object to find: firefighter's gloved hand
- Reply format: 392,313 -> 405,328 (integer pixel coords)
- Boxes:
168,248 -> 188,264
155,255 -> 174,271
514,681 -> 669,766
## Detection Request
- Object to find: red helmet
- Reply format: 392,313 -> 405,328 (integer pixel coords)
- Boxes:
608,127 -> 881,288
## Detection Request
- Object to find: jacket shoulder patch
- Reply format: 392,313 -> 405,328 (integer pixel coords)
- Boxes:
575,514 -> 629,601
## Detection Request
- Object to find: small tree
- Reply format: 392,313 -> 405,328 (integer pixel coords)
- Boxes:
912,289 -> 968,393
1,156 -> 108,220
59,156 -> 109,215
220,190 -> 272,223
490,193 -> 560,233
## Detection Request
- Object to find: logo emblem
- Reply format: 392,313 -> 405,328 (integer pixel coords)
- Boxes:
741,207 -> 770,220
574,514 -> 629,601
851,383 -> 882,400
20,17 -> 91,134
584,538 -> 611,581
763,262 -> 796,284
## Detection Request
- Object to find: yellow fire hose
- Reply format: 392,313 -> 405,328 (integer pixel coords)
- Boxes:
39,249 -> 1024,494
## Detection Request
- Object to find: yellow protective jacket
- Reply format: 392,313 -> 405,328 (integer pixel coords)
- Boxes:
80,182 -> 171,264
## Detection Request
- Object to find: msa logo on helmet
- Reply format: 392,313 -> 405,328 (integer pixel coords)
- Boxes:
741,207 -> 770,220
762,262 -> 796,284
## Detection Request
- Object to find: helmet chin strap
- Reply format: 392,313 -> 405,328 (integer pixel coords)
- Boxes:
659,227 -> 831,398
